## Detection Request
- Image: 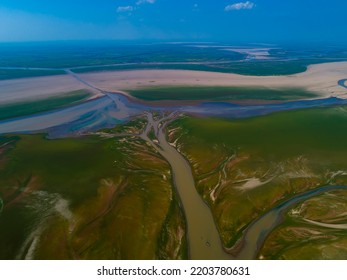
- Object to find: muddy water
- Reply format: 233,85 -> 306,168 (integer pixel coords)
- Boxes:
233,185 -> 347,259
142,113 -> 230,260
146,112 -> 347,259
157,130 -> 231,259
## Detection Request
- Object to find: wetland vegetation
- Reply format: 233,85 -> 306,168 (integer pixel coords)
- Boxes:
167,105 -> 347,258
2,42 -> 347,79
0,90 -> 92,121
2,104 -> 347,259
128,86 -> 318,102
0,120 -> 187,259
260,189 -> 347,259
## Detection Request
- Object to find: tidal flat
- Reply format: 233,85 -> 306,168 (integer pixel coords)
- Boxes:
0,128 -> 187,260
167,105 -> 347,258
260,189 -> 347,259
2,105 -> 347,259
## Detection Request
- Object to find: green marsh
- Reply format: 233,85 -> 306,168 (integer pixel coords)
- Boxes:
128,86 -> 318,101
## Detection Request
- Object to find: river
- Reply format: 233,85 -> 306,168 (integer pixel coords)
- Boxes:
232,185 -> 347,259
138,112 -> 347,259
338,79 -> 347,89
139,112 -> 230,259
1,71 -> 347,259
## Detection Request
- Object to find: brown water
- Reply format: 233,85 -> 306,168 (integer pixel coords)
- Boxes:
140,113 -> 347,260
140,112 -> 230,260
230,185 -> 347,259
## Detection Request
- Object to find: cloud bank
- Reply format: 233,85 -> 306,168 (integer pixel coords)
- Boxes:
136,0 -> 156,5
225,1 -> 255,11
117,6 -> 134,13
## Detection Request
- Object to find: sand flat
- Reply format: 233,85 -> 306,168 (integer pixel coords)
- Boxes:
79,61 -> 347,98
0,74 -> 98,104
1,62 -> 347,105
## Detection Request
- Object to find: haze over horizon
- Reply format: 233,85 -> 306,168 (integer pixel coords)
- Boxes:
0,0 -> 346,44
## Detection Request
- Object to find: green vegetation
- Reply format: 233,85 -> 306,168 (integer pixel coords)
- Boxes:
2,42 -> 347,77
168,106 -> 347,251
74,61 -> 310,76
0,120 -> 186,259
128,86 -> 318,101
101,117 -> 147,135
260,190 -> 347,259
0,90 -> 92,121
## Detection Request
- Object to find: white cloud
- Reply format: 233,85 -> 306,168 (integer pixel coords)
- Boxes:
117,6 -> 134,13
225,1 -> 255,11
136,0 -> 156,5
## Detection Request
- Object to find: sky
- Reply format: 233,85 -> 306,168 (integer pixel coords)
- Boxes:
0,0 -> 346,43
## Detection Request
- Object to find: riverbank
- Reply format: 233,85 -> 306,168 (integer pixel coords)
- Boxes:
169,106 -> 347,259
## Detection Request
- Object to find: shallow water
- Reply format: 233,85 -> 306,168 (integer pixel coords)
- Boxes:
234,185 -> 347,259
1,92 -> 347,138
338,79 -> 347,89
147,114 -> 230,259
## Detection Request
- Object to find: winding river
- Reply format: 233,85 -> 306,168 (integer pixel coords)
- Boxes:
139,112 -> 347,259
1,70 -> 347,259
232,185 -> 347,259
139,112 -> 230,259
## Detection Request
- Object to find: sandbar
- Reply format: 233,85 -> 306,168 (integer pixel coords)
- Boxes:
79,61 -> 347,99
1,62 -> 347,105
0,74 -> 100,104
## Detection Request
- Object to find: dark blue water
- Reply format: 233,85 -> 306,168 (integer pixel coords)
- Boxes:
338,79 -> 347,89
181,97 -> 347,119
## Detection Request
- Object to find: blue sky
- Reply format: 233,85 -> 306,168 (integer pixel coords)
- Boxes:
0,0 -> 346,43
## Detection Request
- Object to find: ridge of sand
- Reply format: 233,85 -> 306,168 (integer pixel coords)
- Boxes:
0,74 -> 101,105
0,61 -> 346,105
79,61 -> 347,99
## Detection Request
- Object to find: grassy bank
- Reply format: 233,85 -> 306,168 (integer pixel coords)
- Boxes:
168,105 -> 347,258
0,90 -> 92,121
0,121 -> 186,259
260,189 -> 347,259
128,86 -> 318,101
